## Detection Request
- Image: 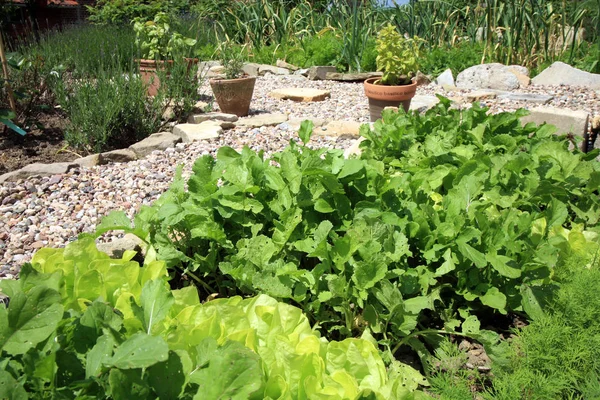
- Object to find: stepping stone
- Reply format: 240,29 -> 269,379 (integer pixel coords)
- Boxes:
324,72 -> 382,81
173,122 -> 222,143
188,112 -> 239,124
237,113 -> 288,128
466,90 -> 498,101
129,132 -> 182,158
520,107 -> 589,150
268,88 -> 331,102
0,162 -> 77,183
314,120 -> 363,138
497,93 -> 554,104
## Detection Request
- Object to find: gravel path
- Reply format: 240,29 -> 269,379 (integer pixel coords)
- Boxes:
1,75 -> 599,278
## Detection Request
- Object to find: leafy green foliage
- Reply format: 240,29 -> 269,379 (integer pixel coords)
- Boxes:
132,12 -> 197,60
0,237 -> 426,398
115,105 -> 600,361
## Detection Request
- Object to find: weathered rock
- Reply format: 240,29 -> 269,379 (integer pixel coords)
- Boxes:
409,95 -> 440,113
242,63 -> 260,77
173,122 -> 222,143
592,115 -> 600,131
497,93 -> 554,104
258,65 -> 290,76
314,120 -> 363,138
308,66 -> 337,81
456,63 -> 524,90
0,162 -> 75,183
324,72 -> 382,81
129,132 -> 182,158
520,107 -> 590,148
532,61 -> 600,89
414,71 -> 432,86
295,68 -> 309,76
236,113 -> 288,128
268,88 -> 331,102
507,65 -> 530,77
286,118 -> 327,131
466,90 -> 498,101
276,59 -> 299,71
72,154 -> 101,168
344,137 -> 366,158
435,69 -> 455,87
197,61 -> 220,78
188,112 -> 239,124
508,68 -> 531,87
207,65 -> 226,78
193,101 -> 211,113
100,149 -> 137,164
97,233 -> 146,260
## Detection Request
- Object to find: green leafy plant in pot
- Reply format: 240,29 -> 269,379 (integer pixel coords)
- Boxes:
364,24 -> 423,122
133,12 -> 197,96
209,42 -> 255,117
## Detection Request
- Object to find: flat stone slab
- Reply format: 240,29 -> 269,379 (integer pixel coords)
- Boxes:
276,59 -> 299,71
532,61 -> 600,89
72,154 -> 101,168
314,120 -> 363,138
0,162 -> 76,183
236,113 -> 288,128
258,65 -> 290,76
497,93 -> 554,104
100,149 -> 137,164
409,95 -> 440,113
520,107 -> 589,148
129,132 -> 181,158
188,112 -> 239,124
173,123 -> 222,143
466,90 -> 499,101
285,118 -> 327,131
324,72 -> 382,81
268,88 -> 331,102
308,66 -> 337,81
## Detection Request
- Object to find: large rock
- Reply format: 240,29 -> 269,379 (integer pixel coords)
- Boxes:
532,61 -> 600,89
188,112 -> 239,124
268,88 -> 331,102
520,107 -> 590,150
72,154 -> 101,168
435,69 -> 455,87
242,63 -> 260,77
324,72 -> 382,81
97,233 -> 146,260
0,162 -> 75,183
100,149 -> 137,164
173,122 -> 222,143
409,95 -> 440,113
236,113 -> 288,128
258,65 -> 290,76
456,64 -> 528,90
308,66 -> 337,81
129,132 -> 182,158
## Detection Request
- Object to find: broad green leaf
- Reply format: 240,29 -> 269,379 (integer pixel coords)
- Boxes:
108,332 -> 169,369
148,351 -> 186,400
520,285 -> 546,320
434,249 -> 455,277
0,370 -> 27,400
190,339 -> 263,400
86,334 -> 116,378
480,287 -> 507,312
314,198 -> 335,213
0,286 -> 63,355
461,315 -> 480,335
139,279 -> 174,334
338,159 -> 364,179
486,252 -> 521,279
109,369 -> 151,400
298,120 -> 314,145
456,240 -> 487,269
95,211 -> 134,236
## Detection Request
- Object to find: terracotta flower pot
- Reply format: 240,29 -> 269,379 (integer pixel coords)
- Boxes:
209,76 -> 256,117
137,58 -> 198,97
364,77 -> 417,122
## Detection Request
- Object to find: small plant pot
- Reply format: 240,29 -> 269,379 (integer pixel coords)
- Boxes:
137,58 -> 198,97
209,76 -> 256,117
364,77 -> 417,122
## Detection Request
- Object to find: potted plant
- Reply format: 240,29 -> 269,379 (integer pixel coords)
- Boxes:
133,12 -> 197,97
364,24 -> 423,122
209,42 -> 255,117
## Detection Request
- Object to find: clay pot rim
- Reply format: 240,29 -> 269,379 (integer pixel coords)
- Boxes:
363,76 -> 417,88
364,77 -> 418,102
209,75 -> 257,84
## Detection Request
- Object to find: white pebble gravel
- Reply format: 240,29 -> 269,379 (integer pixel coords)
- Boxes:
1,74 -> 598,278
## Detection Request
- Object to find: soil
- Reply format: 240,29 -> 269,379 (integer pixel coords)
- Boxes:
0,112 -> 80,175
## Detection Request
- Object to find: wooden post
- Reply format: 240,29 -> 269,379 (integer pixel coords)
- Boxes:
0,29 -> 17,114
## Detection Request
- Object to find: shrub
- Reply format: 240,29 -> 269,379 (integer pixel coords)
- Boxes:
418,42 -> 485,77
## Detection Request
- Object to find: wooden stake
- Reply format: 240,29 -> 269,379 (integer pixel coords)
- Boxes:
0,30 -> 17,114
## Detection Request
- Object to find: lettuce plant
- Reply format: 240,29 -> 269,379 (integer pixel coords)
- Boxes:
0,237 -> 428,399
